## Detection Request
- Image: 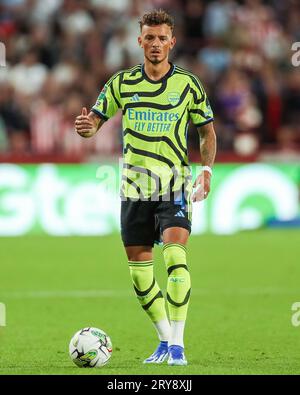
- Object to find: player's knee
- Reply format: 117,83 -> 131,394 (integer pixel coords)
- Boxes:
162,227 -> 189,245
125,246 -> 153,261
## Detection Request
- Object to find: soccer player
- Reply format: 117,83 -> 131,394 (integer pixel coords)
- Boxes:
75,9 -> 216,366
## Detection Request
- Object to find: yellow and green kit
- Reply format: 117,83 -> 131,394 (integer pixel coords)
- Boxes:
92,62 -> 214,211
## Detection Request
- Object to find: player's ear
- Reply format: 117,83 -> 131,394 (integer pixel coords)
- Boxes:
170,35 -> 176,50
138,36 -> 143,48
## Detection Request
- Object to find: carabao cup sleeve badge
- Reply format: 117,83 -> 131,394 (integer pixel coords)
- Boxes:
97,85 -> 108,103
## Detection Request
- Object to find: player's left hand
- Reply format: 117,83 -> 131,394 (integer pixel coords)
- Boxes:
191,170 -> 211,202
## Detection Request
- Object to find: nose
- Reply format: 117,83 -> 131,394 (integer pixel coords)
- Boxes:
152,36 -> 161,47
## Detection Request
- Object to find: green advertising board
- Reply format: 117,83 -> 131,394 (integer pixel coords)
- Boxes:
0,163 -> 299,236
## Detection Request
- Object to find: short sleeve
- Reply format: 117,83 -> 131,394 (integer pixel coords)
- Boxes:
189,79 -> 214,127
91,73 -> 121,121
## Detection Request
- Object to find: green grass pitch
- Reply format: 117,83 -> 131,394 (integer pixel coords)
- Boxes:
0,230 -> 299,375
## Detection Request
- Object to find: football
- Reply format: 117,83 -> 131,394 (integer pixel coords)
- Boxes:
69,327 -> 112,368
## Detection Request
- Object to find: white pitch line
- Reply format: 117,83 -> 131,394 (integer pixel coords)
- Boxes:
0,290 -> 132,299
0,287 -> 299,299
0,302 -> 5,326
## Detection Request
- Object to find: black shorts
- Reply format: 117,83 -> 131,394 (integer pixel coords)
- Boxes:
120,199 -> 191,247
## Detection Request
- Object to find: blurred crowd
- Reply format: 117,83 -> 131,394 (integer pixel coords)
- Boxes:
0,0 -> 299,161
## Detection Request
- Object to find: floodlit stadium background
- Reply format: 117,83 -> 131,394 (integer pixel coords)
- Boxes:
0,0 -> 299,234
0,0 -> 300,376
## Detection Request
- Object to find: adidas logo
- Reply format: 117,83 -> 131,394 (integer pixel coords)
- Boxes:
131,94 -> 140,102
175,210 -> 185,218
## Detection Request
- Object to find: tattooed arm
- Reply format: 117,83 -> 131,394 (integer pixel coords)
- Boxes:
192,122 -> 217,202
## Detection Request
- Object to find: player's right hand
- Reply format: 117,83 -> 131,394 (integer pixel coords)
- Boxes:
75,107 -> 97,138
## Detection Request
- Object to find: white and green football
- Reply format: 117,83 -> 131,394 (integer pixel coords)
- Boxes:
69,327 -> 112,368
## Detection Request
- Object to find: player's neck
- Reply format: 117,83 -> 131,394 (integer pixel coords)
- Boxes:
143,59 -> 171,82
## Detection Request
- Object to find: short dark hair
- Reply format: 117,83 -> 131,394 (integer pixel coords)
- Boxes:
139,9 -> 174,33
